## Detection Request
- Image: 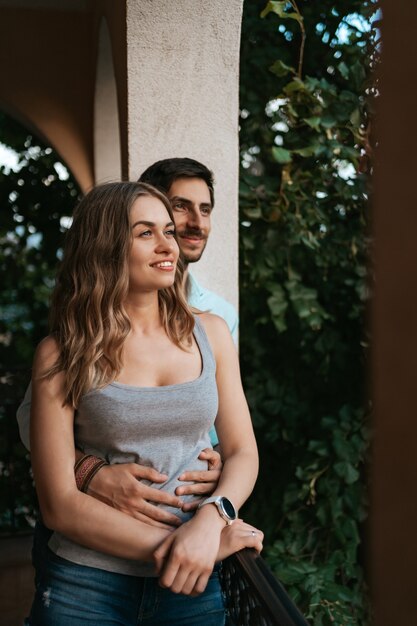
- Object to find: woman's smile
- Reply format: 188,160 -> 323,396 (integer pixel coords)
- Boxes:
150,259 -> 176,271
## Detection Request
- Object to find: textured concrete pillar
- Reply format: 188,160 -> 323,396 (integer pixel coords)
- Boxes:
125,0 -> 243,308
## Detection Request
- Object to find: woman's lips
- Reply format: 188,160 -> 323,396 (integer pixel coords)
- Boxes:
151,260 -> 175,271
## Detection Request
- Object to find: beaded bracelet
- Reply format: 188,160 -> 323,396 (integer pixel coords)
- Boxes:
74,454 -> 108,493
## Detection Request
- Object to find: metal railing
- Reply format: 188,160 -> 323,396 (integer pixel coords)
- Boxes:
221,548 -> 309,626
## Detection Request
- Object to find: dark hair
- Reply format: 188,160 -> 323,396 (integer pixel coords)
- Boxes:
139,158 -> 215,207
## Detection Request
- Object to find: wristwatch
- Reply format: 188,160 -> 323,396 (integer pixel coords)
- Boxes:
197,496 -> 237,525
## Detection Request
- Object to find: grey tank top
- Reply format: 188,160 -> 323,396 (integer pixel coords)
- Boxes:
49,316 -> 218,577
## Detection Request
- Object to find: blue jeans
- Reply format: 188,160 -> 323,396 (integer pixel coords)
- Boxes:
28,523 -> 226,625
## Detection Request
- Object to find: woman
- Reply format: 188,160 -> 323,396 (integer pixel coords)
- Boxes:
29,182 -> 261,625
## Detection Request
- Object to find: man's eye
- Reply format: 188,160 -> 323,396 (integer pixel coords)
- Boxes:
201,207 -> 211,216
172,202 -> 186,211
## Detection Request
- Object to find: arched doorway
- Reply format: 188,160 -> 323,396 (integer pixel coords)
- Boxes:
0,109 -> 81,624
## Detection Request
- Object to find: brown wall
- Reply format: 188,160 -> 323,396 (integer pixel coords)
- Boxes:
0,2 -> 128,191
0,7 -> 95,191
0,535 -> 33,626
372,1 -> 417,623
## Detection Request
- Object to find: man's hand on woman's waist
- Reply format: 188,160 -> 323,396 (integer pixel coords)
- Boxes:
76,447 -> 222,528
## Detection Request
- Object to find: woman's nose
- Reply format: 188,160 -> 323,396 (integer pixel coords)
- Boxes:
155,233 -> 176,253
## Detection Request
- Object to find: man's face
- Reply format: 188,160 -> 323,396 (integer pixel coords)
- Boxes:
167,177 -> 212,264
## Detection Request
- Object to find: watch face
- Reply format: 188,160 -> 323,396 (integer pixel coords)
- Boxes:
220,497 -> 236,520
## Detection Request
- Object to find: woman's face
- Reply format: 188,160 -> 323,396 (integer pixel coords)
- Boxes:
128,194 -> 180,293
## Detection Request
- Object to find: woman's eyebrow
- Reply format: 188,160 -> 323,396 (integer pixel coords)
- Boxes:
131,220 -> 174,229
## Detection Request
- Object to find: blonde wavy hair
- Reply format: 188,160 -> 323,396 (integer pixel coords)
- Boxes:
44,181 -> 194,407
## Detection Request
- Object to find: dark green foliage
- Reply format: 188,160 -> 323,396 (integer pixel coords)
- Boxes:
239,1 -> 377,623
0,112 -> 80,532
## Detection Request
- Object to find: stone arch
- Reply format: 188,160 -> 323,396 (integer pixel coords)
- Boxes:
0,5 -> 95,193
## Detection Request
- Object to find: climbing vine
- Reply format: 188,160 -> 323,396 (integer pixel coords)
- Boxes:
239,1 -> 379,623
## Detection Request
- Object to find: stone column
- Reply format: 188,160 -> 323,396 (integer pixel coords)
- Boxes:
125,0 -> 243,309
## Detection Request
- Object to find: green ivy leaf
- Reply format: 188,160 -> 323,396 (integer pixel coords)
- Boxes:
293,144 -> 321,158
267,285 -> 289,332
261,1 -> 303,24
304,116 -> 321,131
320,114 -> 337,128
243,206 -> 262,219
338,61 -> 350,80
334,461 -> 360,485
284,78 -> 307,95
350,108 -> 361,127
272,146 -> 292,164
269,59 -> 296,77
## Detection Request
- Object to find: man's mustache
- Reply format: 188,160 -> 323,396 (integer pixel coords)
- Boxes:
177,228 -> 207,240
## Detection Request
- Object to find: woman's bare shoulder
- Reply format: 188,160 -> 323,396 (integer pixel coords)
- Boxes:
198,312 -> 230,334
197,312 -> 235,355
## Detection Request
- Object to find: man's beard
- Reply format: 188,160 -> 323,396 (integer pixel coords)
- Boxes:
177,228 -> 208,264
182,247 -> 206,264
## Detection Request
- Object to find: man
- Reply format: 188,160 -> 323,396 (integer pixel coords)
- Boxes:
17,157 -> 238,526
139,158 -> 238,343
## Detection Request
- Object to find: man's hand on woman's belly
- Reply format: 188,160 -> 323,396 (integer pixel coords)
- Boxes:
86,448 -> 222,527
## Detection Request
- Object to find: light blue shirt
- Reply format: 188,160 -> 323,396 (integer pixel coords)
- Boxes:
187,272 -> 239,446
187,273 -> 238,345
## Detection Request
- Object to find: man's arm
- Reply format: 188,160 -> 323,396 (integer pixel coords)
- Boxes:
18,381 -> 222,527
230,313 -> 239,346
16,382 -> 32,450
86,450 -> 221,528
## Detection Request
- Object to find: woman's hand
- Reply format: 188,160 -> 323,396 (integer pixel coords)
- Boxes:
153,505 -> 225,596
177,448 -> 223,511
217,519 -> 264,561
153,514 -> 263,597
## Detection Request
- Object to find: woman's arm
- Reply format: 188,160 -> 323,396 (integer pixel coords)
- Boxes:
30,336 -> 170,561
154,315 -> 259,594
200,313 -> 259,506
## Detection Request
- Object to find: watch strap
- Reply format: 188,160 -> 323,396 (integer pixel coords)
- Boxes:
198,496 -> 219,508
198,496 -> 237,525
